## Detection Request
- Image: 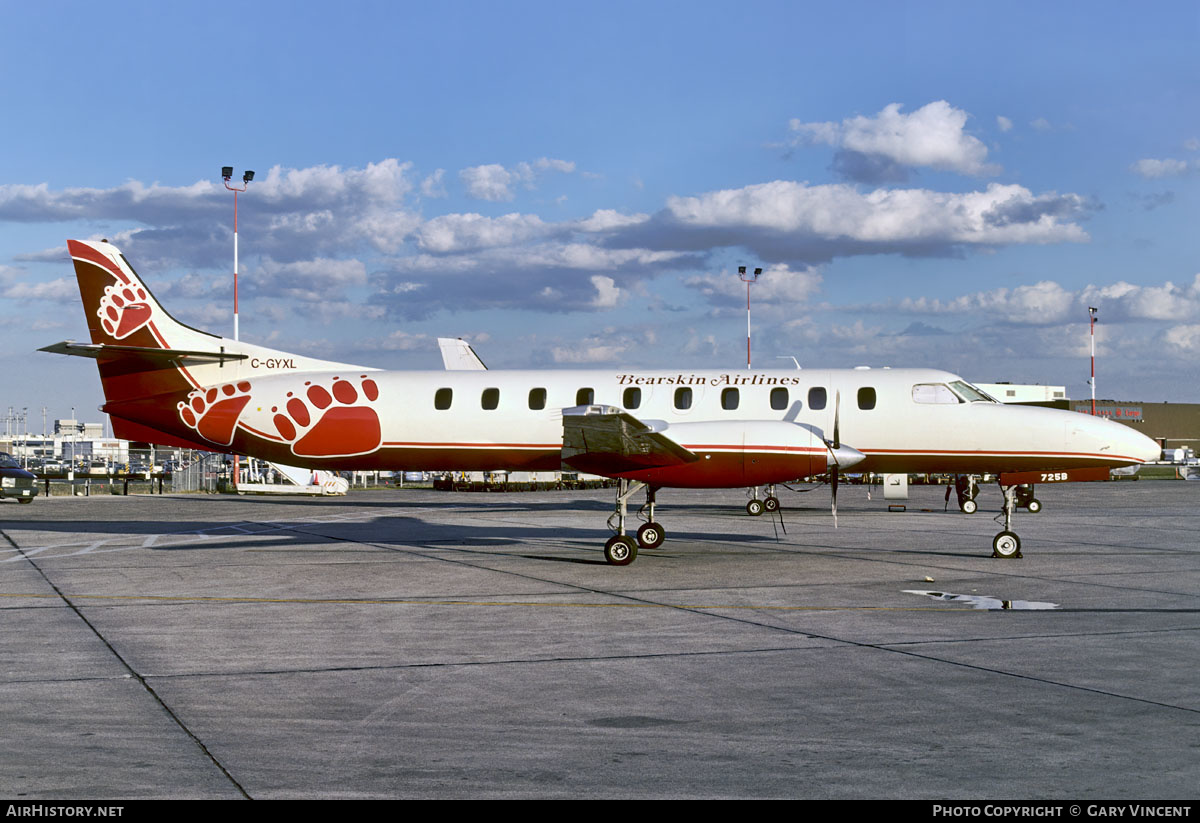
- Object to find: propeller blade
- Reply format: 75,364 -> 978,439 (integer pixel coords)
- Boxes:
831,467 -> 839,528
832,390 -> 841,450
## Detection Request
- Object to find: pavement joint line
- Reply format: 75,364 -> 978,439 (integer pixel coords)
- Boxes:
0,526 -> 253,799
0,591 -> 974,610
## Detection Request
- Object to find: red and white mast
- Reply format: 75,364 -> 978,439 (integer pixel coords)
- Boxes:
1089,306 -> 1098,415
221,166 -> 254,341
738,266 -> 762,370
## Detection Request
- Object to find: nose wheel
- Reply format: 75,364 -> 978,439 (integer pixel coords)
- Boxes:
992,484 -> 1024,559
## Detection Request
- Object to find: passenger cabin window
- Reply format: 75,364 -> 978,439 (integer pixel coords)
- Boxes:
808,387 -> 827,410
722,388 -> 739,410
623,387 -> 642,410
674,387 -> 693,410
528,388 -> 546,410
481,388 -> 499,410
770,387 -> 789,411
576,388 -> 594,406
857,387 -> 877,411
434,388 -> 453,410
912,383 -> 960,404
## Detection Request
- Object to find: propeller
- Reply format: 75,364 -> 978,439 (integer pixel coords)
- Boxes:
826,391 -> 841,527
822,390 -> 865,527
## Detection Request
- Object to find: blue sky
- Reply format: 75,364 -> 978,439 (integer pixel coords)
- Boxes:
2,0 -> 1198,429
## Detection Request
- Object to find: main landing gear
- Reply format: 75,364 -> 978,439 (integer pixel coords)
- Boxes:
954,477 -> 1040,517
1016,484 -> 1042,513
604,479 -> 665,565
954,475 -> 979,514
992,483 -> 1023,559
745,485 -> 780,517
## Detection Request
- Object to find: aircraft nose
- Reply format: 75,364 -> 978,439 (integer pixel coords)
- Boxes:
1084,416 -> 1160,466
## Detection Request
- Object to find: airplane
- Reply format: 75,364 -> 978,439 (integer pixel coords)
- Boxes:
42,239 -> 1160,565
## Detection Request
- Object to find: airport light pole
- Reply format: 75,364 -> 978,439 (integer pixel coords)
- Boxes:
738,266 -> 763,370
1089,306 -> 1098,415
222,167 -> 253,491
221,166 -> 255,342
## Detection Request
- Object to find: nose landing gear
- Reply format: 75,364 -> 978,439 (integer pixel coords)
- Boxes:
992,484 -> 1023,559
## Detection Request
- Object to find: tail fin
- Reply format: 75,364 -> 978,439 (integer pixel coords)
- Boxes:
53,240 -> 370,448
69,239 -> 221,352
67,239 -> 213,406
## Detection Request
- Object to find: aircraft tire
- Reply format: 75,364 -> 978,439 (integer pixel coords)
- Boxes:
992,530 -> 1022,559
636,522 -> 665,549
763,496 -> 780,513
961,499 -> 977,514
1026,499 -> 1042,514
746,499 -> 765,517
604,535 -> 638,566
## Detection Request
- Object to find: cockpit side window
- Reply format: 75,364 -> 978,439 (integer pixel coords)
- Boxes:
912,383 -> 961,404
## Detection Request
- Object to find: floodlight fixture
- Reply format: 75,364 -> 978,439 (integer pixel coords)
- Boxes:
243,170 -> 255,183
221,166 -> 233,180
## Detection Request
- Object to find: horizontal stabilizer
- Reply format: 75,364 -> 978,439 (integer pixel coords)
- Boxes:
39,340 -> 248,365
562,405 -> 698,475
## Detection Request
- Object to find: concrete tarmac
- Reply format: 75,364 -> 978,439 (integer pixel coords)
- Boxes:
1,481 -> 1197,799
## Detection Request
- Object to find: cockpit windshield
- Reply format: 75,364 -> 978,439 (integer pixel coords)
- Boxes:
949,380 -> 998,403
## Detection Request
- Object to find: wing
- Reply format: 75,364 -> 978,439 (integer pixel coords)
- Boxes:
561,405 -> 699,475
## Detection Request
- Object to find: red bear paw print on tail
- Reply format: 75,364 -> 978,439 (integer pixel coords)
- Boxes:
98,283 -> 153,339
272,375 -> 382,458
178,381 -> 253,446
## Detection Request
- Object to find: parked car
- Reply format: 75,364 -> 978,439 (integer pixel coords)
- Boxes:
0,452 -> 38,503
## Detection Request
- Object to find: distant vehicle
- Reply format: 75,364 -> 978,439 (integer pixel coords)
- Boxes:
0,452 -> 38,503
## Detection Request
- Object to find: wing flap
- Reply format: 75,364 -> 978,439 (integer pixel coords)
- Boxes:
562,405 -> 698,475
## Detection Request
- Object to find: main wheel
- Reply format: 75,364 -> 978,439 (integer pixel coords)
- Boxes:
604,535 -> 638,566
992,530 -> 1022,559
1026,498 -> 1042,514
960,498 -> 977,514
636,522 -> 665,549
763,496 -> 780,513
746,499 -> 765,517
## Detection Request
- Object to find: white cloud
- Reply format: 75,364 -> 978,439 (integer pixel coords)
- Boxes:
421,169 -> 447,198
1130,158 -> 1189,179
876,273 -> 1200,327
790,101 -> 998,178
0,276 -> 77,302
893,281 -> 1076,324
415,213 -> 552,253
662,181 -> 1090,247
576,209 -> 651,232
683,264 -> 823,308
249,257 -> 367,302
1163,324 -> 1200,353
996,116 -> 1013,132
459,157 -> 576,201
550,337 -> 629,363
459,164 -> 517,201
590,274 -> 621,308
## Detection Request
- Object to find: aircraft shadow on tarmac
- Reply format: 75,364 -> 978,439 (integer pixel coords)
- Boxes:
2,513 -> 794,562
